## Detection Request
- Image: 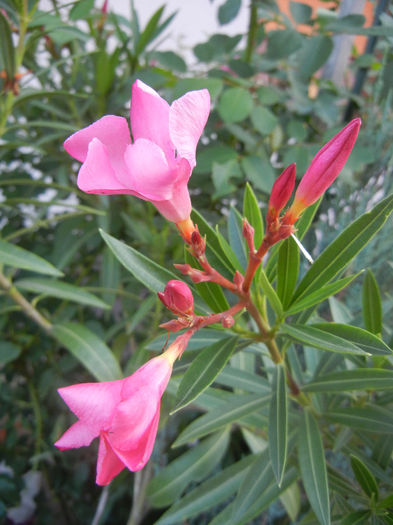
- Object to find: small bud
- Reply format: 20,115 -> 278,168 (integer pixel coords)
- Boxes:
159,319 -> 189,332
267,163 -> 296,225
188,269 -> 211,283
158,280 -> 194,317
242,219 -> 255,252
174,263 -> 193,275
286,118 -> 361,222
221,314 -> 234,328
190,229 -> 206,257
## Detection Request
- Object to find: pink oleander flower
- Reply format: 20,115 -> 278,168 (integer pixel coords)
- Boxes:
286,118 -> 361,222
55,346 -> 182,486
158,280 -> 194,317
64,79 -> 210,234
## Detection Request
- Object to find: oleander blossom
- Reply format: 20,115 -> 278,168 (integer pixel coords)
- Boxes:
55,349 -> 180,486
64,79 -> 210,226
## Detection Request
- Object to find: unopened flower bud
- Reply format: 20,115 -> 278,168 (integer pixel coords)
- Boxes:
286,118 -> 361,223
221,314 -> 234,328
191,229 -> 206,257
267,163 -> 296,226
158,280 -> 194,317
242,219 -> 255,252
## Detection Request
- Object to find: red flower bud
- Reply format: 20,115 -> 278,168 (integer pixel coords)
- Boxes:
158,280 -> 194,317
287,118 -> 361,222
190,229 -> 206,257
267,163 -> 296,224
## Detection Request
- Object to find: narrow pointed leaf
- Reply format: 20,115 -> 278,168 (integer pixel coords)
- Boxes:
0,240 -> 63,277
15,278 -> 109,309
215,226 -> 243,272
228,206 -> 248,269
269,364 -> 288,485
277,237 -> 299,309
350,455 -> 379,501
0,10 -> 15,78
259,269 -> 283,318
303,369 -> 393,393
292,194 -> 393,303
173,336 -> 238,413
362,269 -> 382,335
243,183 -> 263,247
100,229 -> 177,292
298,410 -> 330,525
173,393 -> 270,447
312,323 -> 392,355
52,322 -> 122,381
280,323 -> 368,355
214,366 -> 270,394
326,405 -> 393,434
147,428 -> 230,507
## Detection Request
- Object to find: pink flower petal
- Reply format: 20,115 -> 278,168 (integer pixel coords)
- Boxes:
169,89 -> 210,168
112,409 -> 160,472
64,115 -> 131,168
130,80 -> 174,164
151,158 -> 192,222
121,355 -> 173,399
124,139 -> 174,201
55,420 -> 98,450
96,434 -> 125,486
77,138 -> 138,195
57,379 -> 124,435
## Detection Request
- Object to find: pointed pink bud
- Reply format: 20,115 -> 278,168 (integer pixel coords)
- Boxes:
242,219 -> 255,252
267,163 -> 296,224
54,353 -> 175,485
158,280 -> 194,316
287,119 -> 361,222
190,229 -> 206,257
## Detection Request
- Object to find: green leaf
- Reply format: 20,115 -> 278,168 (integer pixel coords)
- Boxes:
259,269 -> 284,319
285,273 -> 361,316
303,369 -> 393,393
326,405 -> 393,434
228,206 -> 248,269
215,226 -> 243,273
147,428 -> 230,507
155,455 -> 255,525
52,322 -> 122,382
296,197 -> 322,240
243,183 -> 264,247
0,9 -> 15,78
69,0 -> 94,20
296,35 -> 333,81
173,337 -> 238,413
251,106 -> 278,135
214,366 -> 270,394
277,237 -> 299,309
218,0 -> 241,24
269,365 -> 288,486
0,240 -> 63,277
0,341 -> 21,364
15,278 -> 109,309
218,87 -> 253,123
362,269 -> 382,336
100,229 -> 177,293
312,323 -> 392,356
341,511 -> 371,525
241,154 -> 275,194
150,50 -> 186,72
298,410 -> 330,525
350,455 -> 379,501
173,78 -> 224,100
135,5 -> 165,55
266,29 -> 302,59
290,2 -> 312,24
173,393 -> 270,447
292,194 -> 393,303
280,324 -> 369,355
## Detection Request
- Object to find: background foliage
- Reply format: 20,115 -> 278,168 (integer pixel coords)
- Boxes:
1,0 -> 393,523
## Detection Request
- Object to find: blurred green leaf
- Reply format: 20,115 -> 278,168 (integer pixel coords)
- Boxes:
150,50 -> 186,72
277,237 -> 299,310
214,366 -> 270,394
362,269 -> 382,336
173,336 -> 238,413
218,87 -> 253,123
0,240 -> 63,277
218,0 -> 241,25
241,155 -> 275,194
228,206 -> 247,269
269,365 -> 288,486
52,322 -> 122,381
259,269 -> 283,318
172,77 -> 224,99
15,278 -> 109,309
350,455 -> 379,501
69,0 -> 94,20
147,427 -> 230,507
243,183 -> 264,247
135,5 -> 176,55
0,341 -> 21,364
0,9 -> 15,78
296,35 -> 333,81
303,369 -> 393,393
290,2 -> 312,24
267,29 -> 302,59
251,106 -> 278,135
298,410 -> 330,525
326,405 -> 393,434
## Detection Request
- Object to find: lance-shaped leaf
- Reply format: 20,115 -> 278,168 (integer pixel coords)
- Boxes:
0,10 -> 15,79
277,237 -> 299,309
303,369 -> 393,393
298,410 -> 330,525
228,206 -> 248,269
326,405 -> 393,434
292,194 -> 393,303
243,183 -> 264,247
259,269 -> 283,318
269,364 -> 288,486
280,324 -> 369,355
173,393 -> 270,447
172,336 -> 238,413
147,428 -> 230,507
350,455 -> 379,501
0,240 -> 63,277
362,269 -> 382,336
52,322 -> 122,381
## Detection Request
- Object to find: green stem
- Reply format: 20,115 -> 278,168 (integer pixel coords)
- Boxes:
244,0 -> 258,63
